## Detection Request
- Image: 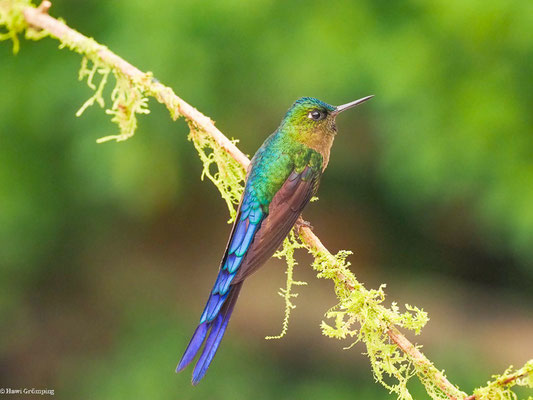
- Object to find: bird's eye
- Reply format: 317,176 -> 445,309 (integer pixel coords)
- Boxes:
308,109 -> 326,121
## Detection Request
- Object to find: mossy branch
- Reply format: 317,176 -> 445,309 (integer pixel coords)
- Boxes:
1,1 -> 531,399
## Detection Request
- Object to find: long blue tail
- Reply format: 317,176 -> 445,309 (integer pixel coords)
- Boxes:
176,282 -> 242,385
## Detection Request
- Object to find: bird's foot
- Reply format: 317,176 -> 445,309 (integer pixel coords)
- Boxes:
297,219 -> 313,231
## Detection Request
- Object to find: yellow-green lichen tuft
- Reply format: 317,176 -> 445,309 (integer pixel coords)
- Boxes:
75,56 -> 151,143
188,125 -> 246,222
473,360 -> 533,400
0,0 -> 33,53
266,230 -> 307,340
96,71 -> 150,143
76,57 -> 110,116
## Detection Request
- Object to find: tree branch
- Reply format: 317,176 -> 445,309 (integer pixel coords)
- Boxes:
2,2 -> 531,399
20,2 -> 250,168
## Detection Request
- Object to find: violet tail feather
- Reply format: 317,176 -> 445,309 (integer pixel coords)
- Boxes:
176,283 -> 242,385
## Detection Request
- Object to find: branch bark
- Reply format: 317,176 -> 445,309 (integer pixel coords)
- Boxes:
8,2 -> 526,400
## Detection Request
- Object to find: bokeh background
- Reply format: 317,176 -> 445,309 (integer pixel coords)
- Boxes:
1,0 -> 532,399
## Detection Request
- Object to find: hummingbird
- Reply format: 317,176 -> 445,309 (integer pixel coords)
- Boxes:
176,95 -> 373,384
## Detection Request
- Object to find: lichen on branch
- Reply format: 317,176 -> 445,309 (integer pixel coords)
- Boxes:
188,125 -> 246,222
65,39 -> 151,143
302,235 -> 445,400
1,0 -> 154,143
0,0 -> 32,53
266,231 -> 308,340
472,361 -> 533,400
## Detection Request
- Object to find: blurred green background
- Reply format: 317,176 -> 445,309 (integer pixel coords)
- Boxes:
1,0 -> 532,398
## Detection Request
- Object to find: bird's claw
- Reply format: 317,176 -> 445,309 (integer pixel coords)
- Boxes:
297,219 -> 313,231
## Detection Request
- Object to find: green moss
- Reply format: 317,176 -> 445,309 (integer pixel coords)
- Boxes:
473,361 -> 533,400
75,56 -> 151,144
188,126 -> 246,222
75,57 -> 110,116
0,0 -> 33,53
96,71 -> 150,143
266,231 -> 307,340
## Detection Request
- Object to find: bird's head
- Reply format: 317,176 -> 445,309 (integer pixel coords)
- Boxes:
280,96 -> 373,163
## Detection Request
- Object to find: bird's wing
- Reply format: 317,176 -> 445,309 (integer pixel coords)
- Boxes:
233,165 -> 321,282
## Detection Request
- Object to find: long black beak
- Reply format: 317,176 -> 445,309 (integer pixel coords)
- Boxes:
333,95 -> 374,115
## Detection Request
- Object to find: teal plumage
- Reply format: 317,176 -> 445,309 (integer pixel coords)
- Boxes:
177,95 -> 373,385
